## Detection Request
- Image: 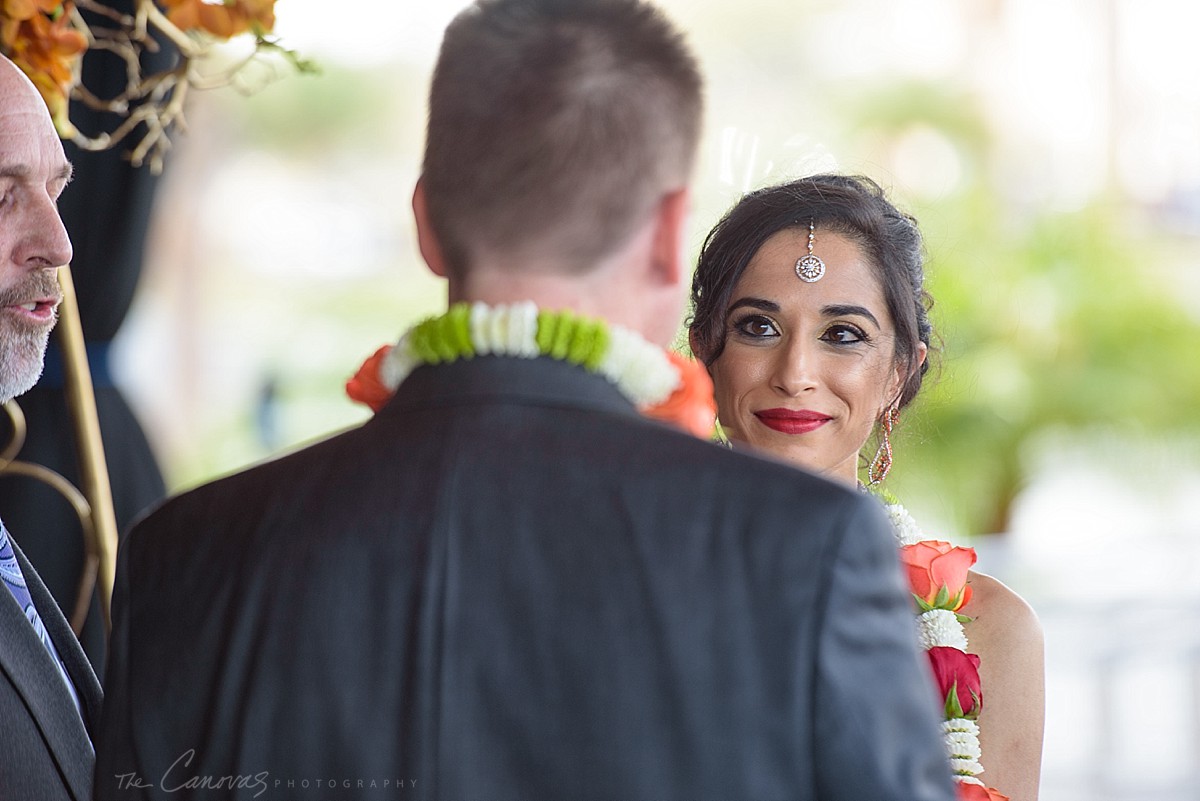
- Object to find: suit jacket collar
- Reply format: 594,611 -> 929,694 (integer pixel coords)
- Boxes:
382,355 -> 643,420
0,535 -> 99,801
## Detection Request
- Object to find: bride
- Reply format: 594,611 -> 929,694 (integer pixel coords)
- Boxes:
687,174 -> 1044,801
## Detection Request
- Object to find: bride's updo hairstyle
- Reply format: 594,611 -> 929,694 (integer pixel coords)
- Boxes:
689,173 -> 934,410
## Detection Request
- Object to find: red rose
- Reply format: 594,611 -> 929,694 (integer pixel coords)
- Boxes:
640,351 -> 716,439
957,783 -> 1010,801
927,646 -> 982,720
899,540 -> 976,612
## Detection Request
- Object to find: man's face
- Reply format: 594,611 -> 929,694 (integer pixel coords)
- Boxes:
0,60 -> 72,402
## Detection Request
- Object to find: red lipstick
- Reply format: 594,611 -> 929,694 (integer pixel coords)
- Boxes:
754,408 -> 832,434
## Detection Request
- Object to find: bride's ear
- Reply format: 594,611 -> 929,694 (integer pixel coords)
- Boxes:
412,177 -> 450,278
687,329 -> 713,374
887,341 -> 928,408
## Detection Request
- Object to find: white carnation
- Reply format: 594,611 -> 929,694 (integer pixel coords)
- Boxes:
486,303 -> 507,353
884,503 -> 925,546
599,325 -> 677,406
942,718 -> 984,777
951,756 -> 984,776
469,302 -> 539,357
917,609 -> 968,650
942,718 -> 980,736
509,302 -> 540,356
945,729 -> 982,760
470,302 -> 493,355
380,335 -> 416,389
956,776 -> 985,787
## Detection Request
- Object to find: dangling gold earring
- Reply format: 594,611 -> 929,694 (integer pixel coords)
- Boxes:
868,405 -> 899,485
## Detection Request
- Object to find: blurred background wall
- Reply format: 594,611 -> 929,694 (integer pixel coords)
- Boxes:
103,1 -> 1200,797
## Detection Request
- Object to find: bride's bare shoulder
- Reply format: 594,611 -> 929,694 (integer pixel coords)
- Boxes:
964,570 -> 1041,635
962,569 -> 1045,801
964,568 -> 1041,642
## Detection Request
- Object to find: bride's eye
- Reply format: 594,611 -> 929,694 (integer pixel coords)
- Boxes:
731,314 -> 780,339
821,323 -> 869,344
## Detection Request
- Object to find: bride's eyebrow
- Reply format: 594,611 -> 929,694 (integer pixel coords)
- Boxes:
726,297 -> 779,314
822,303 -> 880,327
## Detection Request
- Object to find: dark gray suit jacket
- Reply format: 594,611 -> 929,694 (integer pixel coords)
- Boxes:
1,531 -> 102,800
96,357 -> 957,801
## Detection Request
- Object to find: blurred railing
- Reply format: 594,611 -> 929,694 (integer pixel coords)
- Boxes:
1038,599 -> 1200,801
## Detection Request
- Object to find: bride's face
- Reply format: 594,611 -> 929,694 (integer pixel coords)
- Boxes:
706,227 -> 908,486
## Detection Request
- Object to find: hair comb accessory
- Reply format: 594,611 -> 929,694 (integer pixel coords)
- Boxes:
795,219 -> 826,282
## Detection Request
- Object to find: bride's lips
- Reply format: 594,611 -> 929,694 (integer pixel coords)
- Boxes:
754,407 -> 832,434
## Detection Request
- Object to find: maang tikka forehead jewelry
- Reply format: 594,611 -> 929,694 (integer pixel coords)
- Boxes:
795,219 -> 826,283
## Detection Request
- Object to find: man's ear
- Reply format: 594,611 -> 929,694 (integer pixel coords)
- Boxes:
648,187 -> 690,288
412,177 -> 450,278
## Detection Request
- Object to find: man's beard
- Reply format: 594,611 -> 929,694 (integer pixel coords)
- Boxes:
0,325 -> 52,403
0,272 -> 61,403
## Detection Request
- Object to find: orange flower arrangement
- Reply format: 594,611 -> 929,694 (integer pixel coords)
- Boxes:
160,0 -> 275,40
0,0 -> 86,135
1,0 -> 302,170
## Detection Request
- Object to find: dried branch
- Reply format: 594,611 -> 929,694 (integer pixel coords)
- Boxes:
30,0 -> 309,171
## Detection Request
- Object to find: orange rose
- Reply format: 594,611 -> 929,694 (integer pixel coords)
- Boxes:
899,540 -> 976,612
640,351 -> 716,439
957,783 -> 1010,801
345,345 -> 394,413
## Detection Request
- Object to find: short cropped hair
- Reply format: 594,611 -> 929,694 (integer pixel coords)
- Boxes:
422,0 -> 703,277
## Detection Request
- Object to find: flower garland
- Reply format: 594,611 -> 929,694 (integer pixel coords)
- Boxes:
346,301 -> 716,438
881,498 -> 1010,801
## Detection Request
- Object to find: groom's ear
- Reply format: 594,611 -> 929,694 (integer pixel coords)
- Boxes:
412,177 -> 450,278
648,187 -> 690,288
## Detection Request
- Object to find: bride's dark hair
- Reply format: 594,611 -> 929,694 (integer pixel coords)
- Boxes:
688,173 -> 934,409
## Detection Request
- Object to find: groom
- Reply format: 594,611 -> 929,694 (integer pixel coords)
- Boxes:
96,1 -> 957,799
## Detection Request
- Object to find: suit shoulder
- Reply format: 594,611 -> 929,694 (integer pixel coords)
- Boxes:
127,426 -> 358,538
623,425 -> 876,531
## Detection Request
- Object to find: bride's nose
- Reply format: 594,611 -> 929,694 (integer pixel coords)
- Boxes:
769,337 -> 818,396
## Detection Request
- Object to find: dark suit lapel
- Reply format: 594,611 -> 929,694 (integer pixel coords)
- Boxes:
0,537 -> 98,801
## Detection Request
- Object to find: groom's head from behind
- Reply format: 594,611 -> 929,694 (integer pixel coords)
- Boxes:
415,0 -> 703,345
